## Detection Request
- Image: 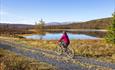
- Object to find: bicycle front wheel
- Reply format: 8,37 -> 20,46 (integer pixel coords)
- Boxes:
66,47 -> 74,58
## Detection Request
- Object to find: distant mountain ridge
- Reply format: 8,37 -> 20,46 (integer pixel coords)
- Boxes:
45,17 -> 112,29
46,22 -> 62,26
46,22 -> 82,26
0,17 -> 112,29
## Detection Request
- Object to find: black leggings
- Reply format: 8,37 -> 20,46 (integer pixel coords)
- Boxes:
59,41 -> 68,48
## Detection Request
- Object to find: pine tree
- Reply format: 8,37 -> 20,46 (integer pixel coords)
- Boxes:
105,12 -> 115,44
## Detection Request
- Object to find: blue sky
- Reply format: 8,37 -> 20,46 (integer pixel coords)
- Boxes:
0,0 -> 114,24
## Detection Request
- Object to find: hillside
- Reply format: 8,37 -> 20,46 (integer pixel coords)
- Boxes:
0,17 -> 112,35
0,23 -> 34,29
0,23 -> 34,34
45,17 -> 112,29
0,17 -> 112,30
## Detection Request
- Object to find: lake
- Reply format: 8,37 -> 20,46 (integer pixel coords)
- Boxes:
23,33 -> 100,40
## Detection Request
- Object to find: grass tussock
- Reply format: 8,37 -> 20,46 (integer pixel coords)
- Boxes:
0,48 -> 57,70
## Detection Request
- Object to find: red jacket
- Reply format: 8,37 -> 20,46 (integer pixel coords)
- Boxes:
58,32 -> 70,45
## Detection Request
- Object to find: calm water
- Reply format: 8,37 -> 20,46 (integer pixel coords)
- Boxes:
24,33 -> 100,40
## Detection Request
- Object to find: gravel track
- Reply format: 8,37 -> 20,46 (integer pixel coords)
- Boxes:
0,40 -> 115,70
0,42 -> 88,70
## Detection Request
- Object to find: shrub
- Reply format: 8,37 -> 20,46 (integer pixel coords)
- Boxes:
105,12 -> 115,44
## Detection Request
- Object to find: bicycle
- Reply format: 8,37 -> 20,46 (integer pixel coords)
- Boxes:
55,44 -> 74,58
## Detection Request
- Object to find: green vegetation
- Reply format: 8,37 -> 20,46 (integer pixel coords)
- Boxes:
0,48 -> 57,70
105,12 -> 115,44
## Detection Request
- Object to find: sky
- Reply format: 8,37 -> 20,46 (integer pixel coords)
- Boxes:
0,0 -> 115,25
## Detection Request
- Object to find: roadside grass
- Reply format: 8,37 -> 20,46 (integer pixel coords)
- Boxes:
0,36 -> 115,63
71,40 -> 115,63
0,48 -> 57,70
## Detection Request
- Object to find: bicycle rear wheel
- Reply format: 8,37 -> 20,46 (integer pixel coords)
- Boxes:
55,46 -> 63,55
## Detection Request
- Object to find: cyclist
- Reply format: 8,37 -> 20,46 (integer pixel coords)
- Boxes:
58,31 -> 70,52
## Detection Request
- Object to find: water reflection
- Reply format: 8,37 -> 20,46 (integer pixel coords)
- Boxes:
47,31 -> 106,38
24,33 -> 100,40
